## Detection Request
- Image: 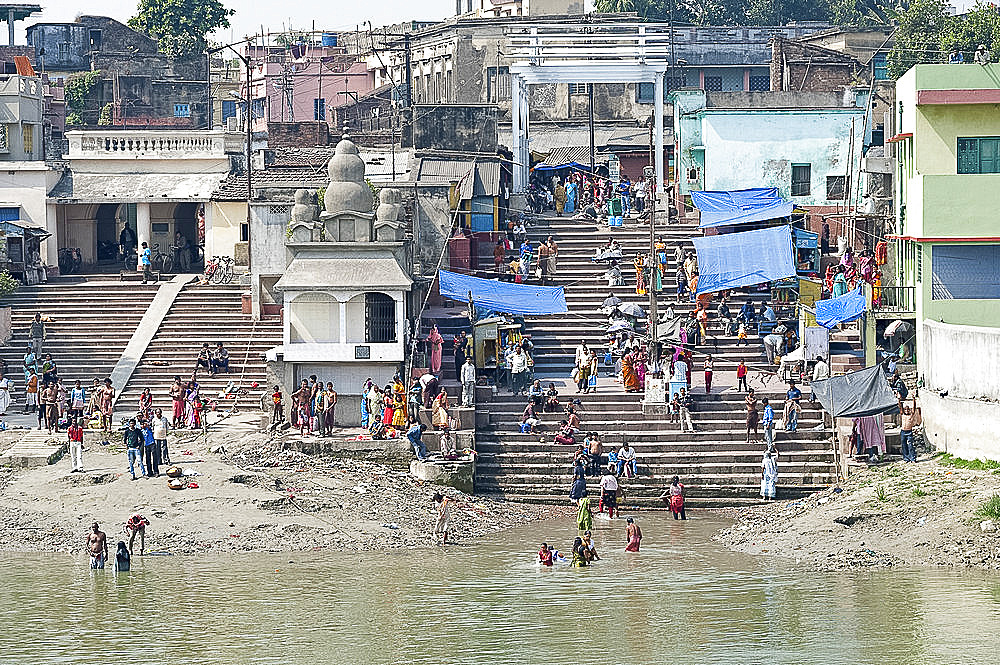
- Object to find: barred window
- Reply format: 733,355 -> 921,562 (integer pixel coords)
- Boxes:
365,292 -> 396,343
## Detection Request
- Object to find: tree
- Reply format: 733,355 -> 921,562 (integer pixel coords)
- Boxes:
828,0 -> 898,28
939,1 -> 1000,62
742,0 -> 830,26
888,0 -> 949,78
129,0 -> 234,57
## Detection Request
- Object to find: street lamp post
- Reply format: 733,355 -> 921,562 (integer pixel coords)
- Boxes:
644,164 -> 659,368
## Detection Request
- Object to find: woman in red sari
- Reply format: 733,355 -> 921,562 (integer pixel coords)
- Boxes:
622,353 -> 641,392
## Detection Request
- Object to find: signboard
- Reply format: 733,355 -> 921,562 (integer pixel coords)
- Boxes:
355,345 -> 371,359
608,154 -> 620,183
644,377 -> 666,404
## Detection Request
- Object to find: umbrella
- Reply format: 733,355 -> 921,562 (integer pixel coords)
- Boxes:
601,295 -> 622,309
883,320 -> 913,337
606,321 -> 633,334
619,302 -> 646,318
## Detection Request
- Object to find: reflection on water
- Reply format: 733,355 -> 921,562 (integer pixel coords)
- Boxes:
3,515 -> 999,665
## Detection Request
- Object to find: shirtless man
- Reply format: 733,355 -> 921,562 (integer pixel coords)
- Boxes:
87,522 -> 108,569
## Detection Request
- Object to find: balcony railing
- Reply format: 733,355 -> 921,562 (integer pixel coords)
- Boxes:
65,129 -> 231,159
873,285 -> 915,314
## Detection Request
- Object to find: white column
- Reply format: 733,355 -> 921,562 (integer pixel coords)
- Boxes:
395,296 -> 404,348
654,72 -> 665,192
136,202 -> 151,273
511,75 -> 523,192
44,203 -> 59,267
339,301 -> 348,345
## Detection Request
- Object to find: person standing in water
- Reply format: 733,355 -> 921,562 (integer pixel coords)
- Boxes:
570,536 -> 588,566
433,492 -> 451,545
662,475 -> 686,520
624,517 -> 642,552
87,522 -> 108,569
538,542 -> 553,566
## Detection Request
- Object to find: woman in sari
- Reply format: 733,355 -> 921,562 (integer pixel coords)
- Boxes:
23,344 -> 36,384
761,451 -> 778,500
391,378 -> 407,430
569,459 -> 587,501
621,353 -> 641,392
381,384 -> 395,426
184,380 -> 200,428
634,254 -> 647,295
576,496 -> 593,531
635,346 -> 648,388
565,180 -> 577,214
427,325 -> 444,374
570,537 -> 588,567
832,268 -> 849,298
432,388 -> 450,430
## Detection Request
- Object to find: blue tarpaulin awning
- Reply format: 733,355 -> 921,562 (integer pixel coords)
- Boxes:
692,225 -> 796,294
691,187 -> 795,228
815,287 -> 867,329
438,270 -> 568,315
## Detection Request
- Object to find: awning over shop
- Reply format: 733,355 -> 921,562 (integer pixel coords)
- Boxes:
692,225 -> 795,294
439,269 -> 568,315
815,287 -> 867,329
533,146 -> 610,172
691,187 -> 795,228
812,364 -> 900,418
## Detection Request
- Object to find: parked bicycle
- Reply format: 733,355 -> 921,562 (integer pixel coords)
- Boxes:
58,247 -> 82,274
150,244 -> 174,273
206,256 -> 235,284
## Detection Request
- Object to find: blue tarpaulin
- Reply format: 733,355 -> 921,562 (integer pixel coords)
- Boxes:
815,287 -> 867,329
438,270 -> 568,315
692,225 -> 796,294
691,187 -> 795,228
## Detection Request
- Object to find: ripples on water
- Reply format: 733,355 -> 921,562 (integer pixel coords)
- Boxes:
3,514 -> 999,665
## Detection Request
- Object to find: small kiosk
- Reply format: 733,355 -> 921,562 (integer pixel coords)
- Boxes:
792,227 -> 820,276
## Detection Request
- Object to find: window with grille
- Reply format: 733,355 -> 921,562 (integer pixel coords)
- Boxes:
826,175 -> 847,200
569,83 -> 588,95
872,53 -> 888,81
268,205 -> 291,216
932,244 -> 1000,299
749,75 -> 770,91
365,293 -> 396,343
221,100 -> 237,121
21,124 -> 33,153
0,125 -> 8,153
58,42 -> 70,60
665,75 -> 686,90
251,98 -> 265,119
704,76 -> 723,91
313,98 -> 326,121
957,137 -> 1000,174
173,103 -> 191,117
791,164 -> 811,197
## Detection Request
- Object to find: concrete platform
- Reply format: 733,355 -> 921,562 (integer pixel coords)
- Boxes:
0,431 -> 67,467
410,457 -> 474,493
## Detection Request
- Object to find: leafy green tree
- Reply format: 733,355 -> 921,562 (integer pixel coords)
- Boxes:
939,1 -> 1000,63
742,0 -> 830,26
828,0 -> 898,27
129,0 -> 234,56
888,0 -> 949,78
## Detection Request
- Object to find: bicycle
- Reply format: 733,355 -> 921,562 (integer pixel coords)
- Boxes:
212,256 -> 235,284
150,244 -> 171,273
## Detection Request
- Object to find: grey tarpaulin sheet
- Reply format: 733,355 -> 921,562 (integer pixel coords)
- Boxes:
811,364 -> 900,418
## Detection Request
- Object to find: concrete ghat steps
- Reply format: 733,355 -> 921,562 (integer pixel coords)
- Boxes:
465,212 -> 840,504
118,283 -> 282,412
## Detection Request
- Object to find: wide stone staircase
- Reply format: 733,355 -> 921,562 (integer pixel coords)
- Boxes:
469,212 -> 839,506
0,277 -> 160,386
117,283 -> 282,416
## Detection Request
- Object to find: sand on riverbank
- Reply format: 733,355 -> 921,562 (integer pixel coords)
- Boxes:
714,457 -> 1000,570
0,421 -> 568,555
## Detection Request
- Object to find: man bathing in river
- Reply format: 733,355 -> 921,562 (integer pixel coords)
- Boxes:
87,522 -> 108,569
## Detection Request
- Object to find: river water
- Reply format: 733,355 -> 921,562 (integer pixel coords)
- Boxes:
4,515 -> 999,665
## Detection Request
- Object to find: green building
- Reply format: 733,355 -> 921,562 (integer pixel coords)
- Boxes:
892,63 -> 1000,461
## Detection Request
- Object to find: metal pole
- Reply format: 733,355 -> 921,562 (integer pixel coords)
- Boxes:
404,34 -> 412,107
245,53 -> 253,274
588,82 -> 596,174
648,171 -> 658,367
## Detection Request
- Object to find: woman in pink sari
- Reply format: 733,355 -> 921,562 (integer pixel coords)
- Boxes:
635,346 -> 648,388
427,325 -> 444,374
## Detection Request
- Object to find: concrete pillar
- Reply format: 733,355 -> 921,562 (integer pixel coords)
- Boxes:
511,75 -> 523,192
8,10 -> 13,48
395,296 -> 404,346
136,202 -> 151,272
339,300 -> 347,344
44,203 -> 59,267
654,72 -> 665,191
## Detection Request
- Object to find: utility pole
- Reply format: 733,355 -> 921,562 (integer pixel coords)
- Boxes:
404,33 -> 412,108
645,165 -> 658,366
588,82 -> 595,174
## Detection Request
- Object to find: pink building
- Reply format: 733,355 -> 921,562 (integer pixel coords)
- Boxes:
243,42 -> 374,134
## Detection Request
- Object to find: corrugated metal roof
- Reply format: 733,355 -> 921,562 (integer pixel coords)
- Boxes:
415,156 -> 501,198
542,146 -> 610,167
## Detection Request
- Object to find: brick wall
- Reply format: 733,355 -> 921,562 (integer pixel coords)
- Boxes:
267,121 -> 330,147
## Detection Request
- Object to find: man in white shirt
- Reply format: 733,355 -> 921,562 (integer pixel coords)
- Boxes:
460,357 -> 477,407
599,471 -> 619,519
152,407 -> 171,465
617,442 -> 637,478
510,347 -> 529,396
811,355 -> 830,403
574,341 -> 589,368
